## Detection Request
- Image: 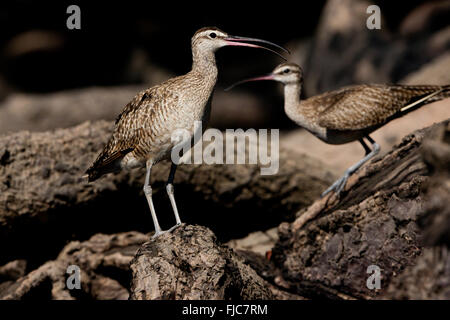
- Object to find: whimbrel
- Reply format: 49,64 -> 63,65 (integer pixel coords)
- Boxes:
227,62 -> 450,196
85,27 -> 287,237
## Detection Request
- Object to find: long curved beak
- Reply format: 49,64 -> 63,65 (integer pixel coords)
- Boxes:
225,35 -> 289,60
225,74 -> 275,91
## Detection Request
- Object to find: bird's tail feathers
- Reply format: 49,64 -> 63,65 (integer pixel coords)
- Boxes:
400,84 -> 450,113
85,148 -> 133,182
437,84 -> 450,101
85,161 -> 119,182
420,84 -> 450,102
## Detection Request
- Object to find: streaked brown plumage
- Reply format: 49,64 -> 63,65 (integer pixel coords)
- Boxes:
228,62 -> 450,196
85,27 -> 287,237
86,69 -> 216,181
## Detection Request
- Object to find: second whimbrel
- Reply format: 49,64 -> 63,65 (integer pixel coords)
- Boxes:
85,27 -> 287,237
227,62 -> 450,197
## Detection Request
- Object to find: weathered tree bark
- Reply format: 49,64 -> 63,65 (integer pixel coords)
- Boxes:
0,120 -> 333,267
380,122 -> 450,299
380,246 -> 450,299
0,231 -> 147,300
272,119 -> 450,299
416,124 -> 450,248
2,120 -> 449,300
0,227 -> 302,300
130,224 -> 274,300
0,260 -> 26,283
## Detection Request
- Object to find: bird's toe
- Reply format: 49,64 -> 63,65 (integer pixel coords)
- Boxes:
321,174 -> 349,198
152,230 -> 168,239
168,223 -> 183,233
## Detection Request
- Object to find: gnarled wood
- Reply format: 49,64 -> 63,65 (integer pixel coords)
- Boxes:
0,231 -> 147,300
130,224 -> 273,300
0,120 -> 332,267
272,119 -> 449,299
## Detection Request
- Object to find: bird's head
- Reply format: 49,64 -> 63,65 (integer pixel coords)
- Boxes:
225,62 -> 303,91
191,27 -> 288,59
270,63 -> 303,85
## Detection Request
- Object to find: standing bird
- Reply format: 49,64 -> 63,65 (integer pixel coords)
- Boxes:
226,62 -> 450,197
85,27 -> 287,237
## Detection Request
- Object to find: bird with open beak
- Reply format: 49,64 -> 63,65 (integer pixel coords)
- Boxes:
85,27 -> 288,237
227,62 -> 450,197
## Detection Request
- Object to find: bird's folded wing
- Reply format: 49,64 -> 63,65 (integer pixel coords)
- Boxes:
88,128 -> 142,174
115,89 -> 153,125
89,88 -> 157,171
318,84 -> 442,131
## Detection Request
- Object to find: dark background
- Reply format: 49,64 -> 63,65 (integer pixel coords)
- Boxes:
0,0 -> 445,92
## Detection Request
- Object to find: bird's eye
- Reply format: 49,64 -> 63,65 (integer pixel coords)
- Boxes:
283,69 -> 290,74
209,32 -> 217,38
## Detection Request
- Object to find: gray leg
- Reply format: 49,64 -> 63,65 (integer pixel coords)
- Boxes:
166,162 -> 182,232
321,139 -> 380,197
143,161 -> 163,238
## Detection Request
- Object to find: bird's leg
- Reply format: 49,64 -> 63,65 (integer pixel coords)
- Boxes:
166,162 -> 182,232
143,161 -> 164,238
321,136 -> 380,197
359,138 -> 371,156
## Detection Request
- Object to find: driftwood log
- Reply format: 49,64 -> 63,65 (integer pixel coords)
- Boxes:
130,224 -> 274,300
0,119 -> 449,300
0,120 -> 333,268
0,231 -> 147,300
381,122 -> 450,299
0,226 -> 302,300
272,119 -> 450,299
124,119 -> 450,300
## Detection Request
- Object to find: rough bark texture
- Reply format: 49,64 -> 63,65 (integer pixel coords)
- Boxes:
380,122 -> 450,299
380,247 -> 450,299
130,224 -> 274,300
272,119 -> 450,299
416,126 -> 450,248
1,120 -> 449,300
0,260 -> 26,283
0,231 -> 147,300
0,120 -> 333,267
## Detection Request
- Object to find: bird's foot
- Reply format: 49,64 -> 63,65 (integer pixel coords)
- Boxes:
152,229 -> 168,239
151,223 -> 183,239
168,222 -> 183,233
321,173 -> 349,198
